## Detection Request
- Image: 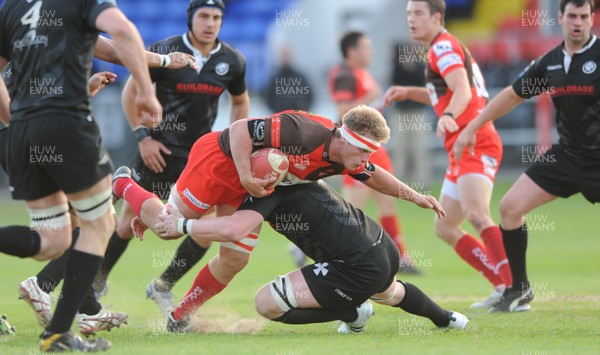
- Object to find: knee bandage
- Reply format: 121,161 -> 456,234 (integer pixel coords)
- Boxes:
220,233 -> 259,254
70,188 -> 112,221
270,274 -> 298,312
28,204 -> 71,230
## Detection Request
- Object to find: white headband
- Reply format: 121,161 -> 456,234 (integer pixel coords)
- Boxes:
339,125 -> 381,153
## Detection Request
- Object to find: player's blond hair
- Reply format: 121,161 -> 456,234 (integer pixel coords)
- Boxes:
341,105 -> 390,143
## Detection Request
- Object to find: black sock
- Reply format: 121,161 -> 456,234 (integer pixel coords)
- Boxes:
395,281 -> 450,327
36,228 -> 81,293
78,287 -> 102,316
46,250 -> 103,334
159,236 -> 208,288
0,225 -> 41,258
500,224 -> 529,290
96,231 -> 131,282
272,307 -> 357,324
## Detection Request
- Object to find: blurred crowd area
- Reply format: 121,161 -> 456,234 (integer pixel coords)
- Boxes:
2,0 -> 600,189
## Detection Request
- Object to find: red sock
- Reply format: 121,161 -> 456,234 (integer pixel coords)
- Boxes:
172,264 -> 226,320
380,215 -> 405,255
480,226 -> 512,287
455,234 -> 504,289
113,177 -> 158,217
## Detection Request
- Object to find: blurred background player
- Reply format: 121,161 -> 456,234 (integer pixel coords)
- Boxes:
327,31 -> 419,274
454,0 -> 599,312
0,0 -> 161,351
92,0 -> 250,318
384,0 -> 512,308
263,44 -> 313,113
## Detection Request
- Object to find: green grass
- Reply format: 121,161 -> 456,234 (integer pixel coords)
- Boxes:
1,182 -> 599,354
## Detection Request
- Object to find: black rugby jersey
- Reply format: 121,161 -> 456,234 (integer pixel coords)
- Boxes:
512,35 -> 600,159
238,180 -> 384,263
147,34 -> 246,156
0,0 -> 115,120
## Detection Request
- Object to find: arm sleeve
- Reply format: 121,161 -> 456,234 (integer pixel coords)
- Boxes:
227,50 -> 247,96
511,58 -> 545,99
0,9 -> 8,60
429,40 -> 465,78
84,0 -> 117,31
348,161 -> 375,181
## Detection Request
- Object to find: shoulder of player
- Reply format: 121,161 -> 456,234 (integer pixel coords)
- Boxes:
429,32 -> 463,58
217,41 -> 246,64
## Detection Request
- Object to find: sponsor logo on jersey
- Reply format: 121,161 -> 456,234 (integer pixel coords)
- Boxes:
432,40 -> 454,57
437,53 -> 462,73
546,64 -> 562,71
582,61 -> 596,74
176,83 -> 224,95
481,154 -> 498,177
183,188 -> 211,210
215,62 -> 229,75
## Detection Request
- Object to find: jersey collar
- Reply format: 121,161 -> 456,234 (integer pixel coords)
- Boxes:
182,33 -> 222,72
561,35 -> 596,73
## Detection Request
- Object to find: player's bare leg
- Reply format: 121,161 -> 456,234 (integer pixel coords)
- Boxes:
435,187 -> 505,307
491,174 -> 557,313
458,174 -> 512,294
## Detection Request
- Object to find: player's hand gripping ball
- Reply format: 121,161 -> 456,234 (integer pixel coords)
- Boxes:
251,148 -> 289,190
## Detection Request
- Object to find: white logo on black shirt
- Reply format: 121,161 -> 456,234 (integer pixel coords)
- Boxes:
547,64 -> 562,71
215,62 -> 229,75
313,262 -> 329,276
582,61 -> 596,74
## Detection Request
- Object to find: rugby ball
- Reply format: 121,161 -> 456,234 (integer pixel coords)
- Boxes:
251,148 -> 289,189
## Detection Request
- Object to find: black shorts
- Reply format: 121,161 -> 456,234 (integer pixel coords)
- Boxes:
7,114 -> 113,200
301,233 -> 399,309
525,144 -> 600,203
0,126 -> 7,174
130,152 -> 188,200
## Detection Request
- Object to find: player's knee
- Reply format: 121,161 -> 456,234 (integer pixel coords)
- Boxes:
37,231 -> 71,260
499,196 -> 519,222
254,286 -> 280,319
463,209 -> 489,231
219,250 -> 250,273
70,188 -> 114,237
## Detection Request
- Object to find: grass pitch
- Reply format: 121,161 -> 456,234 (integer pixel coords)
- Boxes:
0,182 -> 598,354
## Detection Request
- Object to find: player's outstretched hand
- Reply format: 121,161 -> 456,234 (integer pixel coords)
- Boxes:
167,52 -> 198,70
452,126 -> 476,162
412,193 -> 446,219
240,176 -> 277,198
130,216 -> 148,241
156,207 -> 184,240
436,115 -> 459,139
136,92 -> 163,127
139,138 -> 172,173
88,71 -> 116,97
383,86 -> 408,107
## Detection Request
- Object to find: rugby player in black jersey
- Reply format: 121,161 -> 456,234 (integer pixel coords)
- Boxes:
156,180 -> 468,333
454,0 -> 599,312
0,0 -> 161,351
93,0 -> 250,317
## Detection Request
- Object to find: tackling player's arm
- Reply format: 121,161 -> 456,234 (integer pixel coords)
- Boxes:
362,166 -> 446,218
229,119 -> 276,197
453,86 -> 524,160
157,209 -> 263,242
0,58 -> 10,125
95,8 -> 161,124
94,36 -> 197,70
383,85 -> 431,106
229,91 -> 250,123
